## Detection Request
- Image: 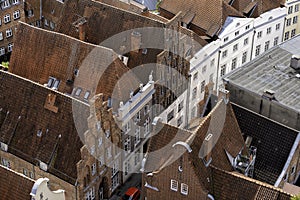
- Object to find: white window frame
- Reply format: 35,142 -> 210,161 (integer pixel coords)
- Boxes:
242,52 -> 247,64
181,183 -> 188,195
134,127 -> 141,146
255,45 -> 261,56
274,37 -> 279,46
266,27 -> 271,34
200,80 -> 205,93
222,50 -> 227,58
275,23 -> 280,30
0,47 -> 5,56
12,0 -> 19,5
257,31 -> 262,38
144,118 -> 150,136
4,14 -> 11,23
264,41 -> 270,52
124,137 -> 131,154
170,179 -> 178,191
233,44 -> 238,52
1,0 -> 10,9
8,43 -> 13,52
0,32 -> 3,41
221,64 -> 226,76
6,28 -> 12,38
13,10 -> 20,20
231,58 -> 237,70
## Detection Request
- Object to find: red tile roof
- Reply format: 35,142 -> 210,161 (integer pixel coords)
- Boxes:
0,165 -> 34,200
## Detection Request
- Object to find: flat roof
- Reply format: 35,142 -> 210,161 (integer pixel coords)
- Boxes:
224,35 -> 300,112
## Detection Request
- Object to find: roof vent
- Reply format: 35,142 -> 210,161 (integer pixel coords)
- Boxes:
290,55 -> 300,70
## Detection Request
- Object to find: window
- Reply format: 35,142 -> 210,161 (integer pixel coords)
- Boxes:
244,38 -> 248,46
1,0 -> 10,9
84,91 -> 90,100
44,18 -> 49,26
288,6 -> 293,14
291,29 -> 296,37
276,23 -> 280,30
99,156 -> 104,167
291,166 -> 296,175
4,14 -> 11,23
6,28 -> 12,38
0,47 -> 5,56
284,31 -> 290,41
27,9 -> 33,17
75,88 -> 82,96
134,111 -> 141,123
245,25 -> 250,30
264,41 -> 270,52
200,81 -> 205,93
221,64 -> 226,76
178,101 -> 183,112
266,27 -> 271,34
0,32 -> 3,41
295,4 -> 299,12
223,37 -> 228,42
222,50 -> 227,58
242,52 -> 247,64
144,118 -> 150,135
170,179 -> 178,191
85,187 -> 95,200
286,18 -> 292,26
1,158 -> 10,168
234,31 -> 239,36
231,58 -> 237,70
29,172 -> 34,179
233,44 -> 238,52
91,163 -> 96,175
134,127 -> 140,146
210,59 -> 215,67
124,161 -> 131,176
293,16 -> 298,24
7,43 -> 14,52
177,116 -> 183,126
36,20 -> 41,27
13,10 -> 20,20
123,122 -> 130,134
23,168 -> 28,176
257,31 -> 262,38
112,173 -> 119,191
255,45 -> 261,56
144,104 -> 150,115
181,183 -> 188,195
274,37 -> 279,46
124,137 -> 131,153
106,146 -> 112,158
167,110 -> 174,122
192,87 -> 197,99
50,21 -> 55,30
202,65 -> 207,73
12,0 -> 19,5
193,72 -> 198,80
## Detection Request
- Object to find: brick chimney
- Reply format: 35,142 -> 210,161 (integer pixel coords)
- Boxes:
78,22 -> 86,41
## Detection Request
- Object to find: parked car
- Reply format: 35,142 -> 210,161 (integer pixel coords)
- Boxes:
121,187 -> 140,200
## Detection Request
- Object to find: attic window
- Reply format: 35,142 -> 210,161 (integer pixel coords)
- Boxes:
84,91 -> 90,100
224,37 -> 228,42
37,129 -> 42,137
74,69 -> 79,76
75,88 -> 82,96
181,183 -> 188,195
235,31 -> 240,36
236,22 -> 240,27
170,179 -> 178,191
142,48 -> 148,55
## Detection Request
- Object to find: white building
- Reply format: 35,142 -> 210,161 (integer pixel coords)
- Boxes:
116,76 -> 155,182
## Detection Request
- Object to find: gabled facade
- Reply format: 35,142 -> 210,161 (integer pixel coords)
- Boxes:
0,0 -> 25,60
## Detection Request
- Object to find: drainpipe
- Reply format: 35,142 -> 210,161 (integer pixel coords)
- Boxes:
185,74 -> 191,129
250,28 -> 256,61
214,50 -> 221,92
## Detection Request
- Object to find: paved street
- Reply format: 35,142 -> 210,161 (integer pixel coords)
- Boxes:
110,173 -> 142,200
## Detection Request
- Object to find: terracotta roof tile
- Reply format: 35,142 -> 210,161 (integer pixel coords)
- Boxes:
0,166 -> 34,200
0,71 -> 89,184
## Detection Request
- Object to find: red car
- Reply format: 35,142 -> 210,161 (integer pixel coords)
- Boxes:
121,187 -> 140,200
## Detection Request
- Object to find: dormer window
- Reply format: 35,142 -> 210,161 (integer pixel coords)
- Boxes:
75,88 -> 82,96
181,183 -> 188,195
170,179 -> 178,191
84,91 -> 90,100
